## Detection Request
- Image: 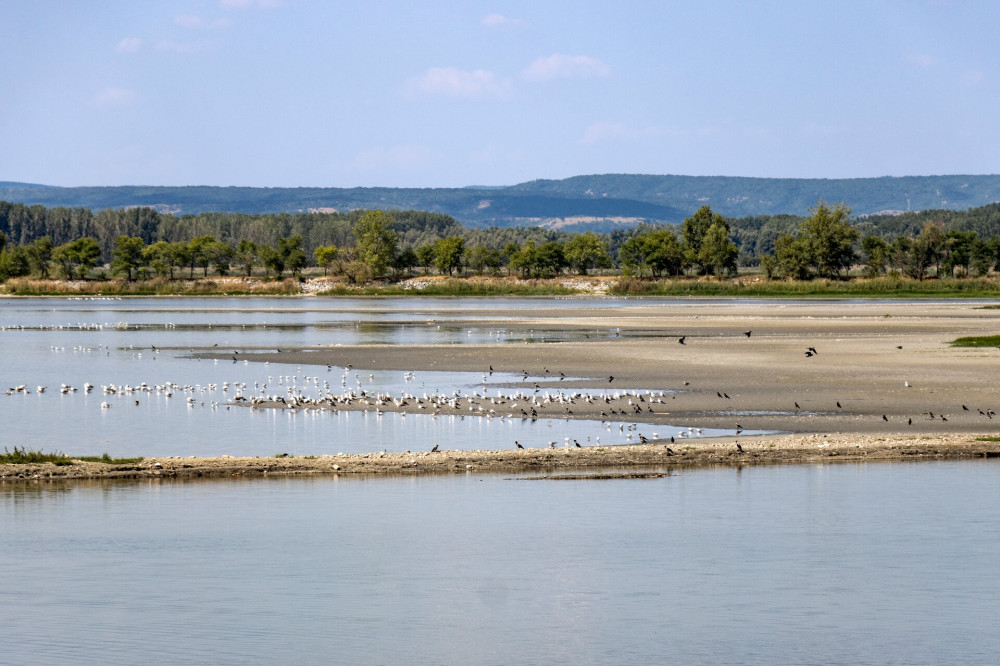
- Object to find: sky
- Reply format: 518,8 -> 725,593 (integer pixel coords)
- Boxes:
2,1 -> 998,188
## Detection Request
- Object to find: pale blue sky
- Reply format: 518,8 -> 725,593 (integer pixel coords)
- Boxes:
2,1 -> 997,187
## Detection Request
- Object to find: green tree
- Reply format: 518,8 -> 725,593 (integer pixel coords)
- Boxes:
0,246 -> 31,279
465,245 -> 501,275
861,235 -> 890,277
799,202 -> 858,277
142,241 -> 174,278
313,245 -> 340,276
392,248 -> 418,275
434,236 -> 465,275
235,240 -> 258,277
415,244 -> 435,274
352,210 -> 398,277
187,235 -> 215,278
533,241 -> 566,277
618,235 -> 647,276
52,237 -> 102,279
168,242 -> 192,279
111,235 -> 146,281
643,229 -> 685,277
259,245 -> 284,278
682,205 -> 729,274
27,236 -> 53,278
773,233 -> 812,280
564,232 -> 611,275
698,223 -> 739,275
207,241 -> 234,276
278,236 -> 307,277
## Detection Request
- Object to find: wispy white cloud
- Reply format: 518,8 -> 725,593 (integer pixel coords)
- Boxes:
353,144 -> 438,172
406,67 -> 511,99
92,88 -> 137,108
155,40 -> 207,54
522,54 -> 610,82
116,37 -> 142,53
907,53 -> 937,68
175,14 -> 230,29
959,69 -> 985,86
481,13 -> 524,28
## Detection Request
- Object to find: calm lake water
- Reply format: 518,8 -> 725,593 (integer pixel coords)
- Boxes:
3,297 -> 998,664
2,461 -> 998,665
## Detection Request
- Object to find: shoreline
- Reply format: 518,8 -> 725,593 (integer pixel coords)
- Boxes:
3,434 -> 998,483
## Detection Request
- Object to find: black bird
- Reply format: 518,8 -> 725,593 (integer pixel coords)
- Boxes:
941,415 -> 948,422
807,347 -> 818,355
431,444 -> 439,452
736,443 -> 744,453
794,401 -> 800,409
908,418 -> 912,425
665,447 -> 674,455
515,441 -> 524,449
744,331 -> 752,338
670,436 -> 675,443
805,351 -> 814,358
608,376 -> 614,382
882,414 -> 888,421
837,401 -> 842,408
574,440 -> 582,448
489,365 -> 493,374
962,405 -> 970,411
896,345 -> 903,350
717,392 -> 723,398
724,393 -> 730,399
678,336 -> 686,345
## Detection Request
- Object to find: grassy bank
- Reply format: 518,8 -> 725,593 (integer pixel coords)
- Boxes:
607,276 -> 1000,297
0,277 -> 302,296
4,275 -> 1000,298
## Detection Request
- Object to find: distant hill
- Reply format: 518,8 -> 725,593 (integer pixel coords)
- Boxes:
2,174 -> 999,229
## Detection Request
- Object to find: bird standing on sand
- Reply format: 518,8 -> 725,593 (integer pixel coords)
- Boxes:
515,441 -> 524,449
431,444 -> 439,452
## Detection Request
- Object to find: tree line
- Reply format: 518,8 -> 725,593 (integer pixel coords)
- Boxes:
3,200 -> 1000,282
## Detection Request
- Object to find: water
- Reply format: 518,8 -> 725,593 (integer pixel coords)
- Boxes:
2,461 -> 998,664
3,296 -> 997,664
0,297 -> 765,457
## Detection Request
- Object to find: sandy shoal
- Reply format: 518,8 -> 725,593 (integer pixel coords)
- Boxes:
6,299 -> 1000,482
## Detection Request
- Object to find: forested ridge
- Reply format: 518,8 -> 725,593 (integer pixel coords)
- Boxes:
3,173 -> 999,226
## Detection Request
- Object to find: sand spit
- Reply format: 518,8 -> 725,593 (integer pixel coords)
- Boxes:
3,434 -> 999,483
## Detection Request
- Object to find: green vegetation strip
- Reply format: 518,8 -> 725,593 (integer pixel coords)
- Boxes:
0,447 -> 72,465
951,335 -> 1000,347
0,447 -> 143,465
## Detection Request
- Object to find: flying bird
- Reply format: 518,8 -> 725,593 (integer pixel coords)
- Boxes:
744,331 -> 752,338
678,336 -> 686,345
